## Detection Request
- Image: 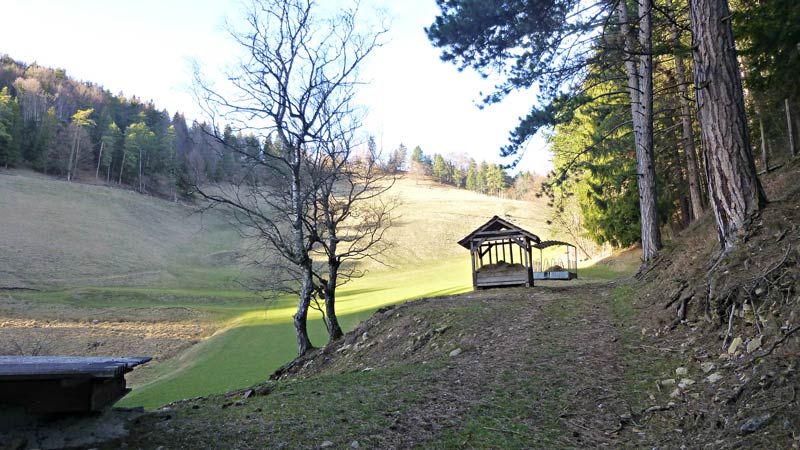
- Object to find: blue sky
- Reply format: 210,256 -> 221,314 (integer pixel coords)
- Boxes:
1,0 -> 553,174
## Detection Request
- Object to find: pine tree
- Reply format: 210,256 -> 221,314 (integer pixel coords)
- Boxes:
466,158 -> 478,191
0,87 -> 21,168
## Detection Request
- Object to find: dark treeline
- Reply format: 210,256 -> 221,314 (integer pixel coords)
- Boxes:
405,144 -> 545,200
544,0 -> 799,249
0,54 -> 252,200
429,0 -> 798,255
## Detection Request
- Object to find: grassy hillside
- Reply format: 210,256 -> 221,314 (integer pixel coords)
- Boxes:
1,169 -> 575,408
0,170 -> 244,289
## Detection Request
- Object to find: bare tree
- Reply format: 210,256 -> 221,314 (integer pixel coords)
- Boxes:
306,123 -> 396,342
192,0 -> 386,356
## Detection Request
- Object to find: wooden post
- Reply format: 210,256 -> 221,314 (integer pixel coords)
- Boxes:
509,240 -> 514,264
469,241 -> 477,289
787,98 -> 796,158
760,118 -> 769,172
502,240 -> 506,262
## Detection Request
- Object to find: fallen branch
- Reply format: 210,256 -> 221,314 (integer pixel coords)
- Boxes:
753,325 -> 800,360
664,283 -> 689,309
722,303 -> 737,351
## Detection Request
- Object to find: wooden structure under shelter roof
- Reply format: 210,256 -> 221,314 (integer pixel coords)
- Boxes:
458,216 -> 578,289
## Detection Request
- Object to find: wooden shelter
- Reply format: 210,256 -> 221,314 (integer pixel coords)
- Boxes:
0,356 -> 150,414
459,216 -> 579,289
458,216 -> 540,289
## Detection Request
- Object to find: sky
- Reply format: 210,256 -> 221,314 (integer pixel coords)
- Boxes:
0,0 -> 553,175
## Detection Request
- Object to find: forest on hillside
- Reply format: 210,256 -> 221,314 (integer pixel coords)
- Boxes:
0,55 -> 546,203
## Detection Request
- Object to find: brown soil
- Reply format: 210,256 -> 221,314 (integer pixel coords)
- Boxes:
0,318 -> 207,361
0,296 -> 212,365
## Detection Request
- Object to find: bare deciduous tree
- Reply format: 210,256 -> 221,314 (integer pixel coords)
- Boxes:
306,124 -> 397,341
192,0 -> 387,355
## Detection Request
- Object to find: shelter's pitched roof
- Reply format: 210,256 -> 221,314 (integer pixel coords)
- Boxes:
457,215 -> 541,249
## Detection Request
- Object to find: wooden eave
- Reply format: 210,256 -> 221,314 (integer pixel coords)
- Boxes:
457,215 -> 541,249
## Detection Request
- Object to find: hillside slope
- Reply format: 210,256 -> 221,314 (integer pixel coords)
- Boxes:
1,169 -> 567,412
84,162 -> 800,449
0,170 -> 243,289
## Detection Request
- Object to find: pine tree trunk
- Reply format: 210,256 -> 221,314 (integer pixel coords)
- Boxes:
618,0 -> 662,263
67,128 -> 78,182
119,150 -> 126,184
95,141 -> 104,180
689,0 -> 766,250
667,0 -> 704,221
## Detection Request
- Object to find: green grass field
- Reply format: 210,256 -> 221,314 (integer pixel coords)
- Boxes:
2,170 -> 629,409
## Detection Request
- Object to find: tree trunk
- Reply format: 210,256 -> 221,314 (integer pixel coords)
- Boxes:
138,148 -> 144,192
95,141 -> 104,180
291,146 -> 312,356
325,258 -> 344,342
67,127 -> 78,182
293,261 -> 314,356
119,150 -> 126,184
667,0 -> 704,221
689,0 -> 767,250
786,98 -> 796,158
618,0 -> 662,263
759,118 -> 769,172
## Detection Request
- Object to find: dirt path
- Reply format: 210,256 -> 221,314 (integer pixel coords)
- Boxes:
369,282 -> 635,448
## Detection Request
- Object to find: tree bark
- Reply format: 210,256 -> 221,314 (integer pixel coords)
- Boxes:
689,0 -> 767,250
667,0 -> 703,221
618,0 -> 662,263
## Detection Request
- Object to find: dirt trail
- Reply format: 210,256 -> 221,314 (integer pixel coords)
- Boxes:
343,282 -> 634,448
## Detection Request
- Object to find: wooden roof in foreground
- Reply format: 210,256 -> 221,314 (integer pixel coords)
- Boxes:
457,215 -> 541,249
0,356 -> 151,381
